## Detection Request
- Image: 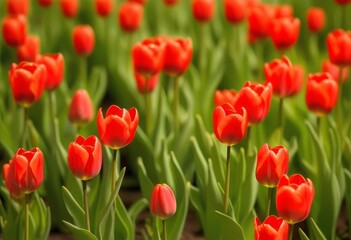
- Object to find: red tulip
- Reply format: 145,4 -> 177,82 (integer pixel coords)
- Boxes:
9,62 -> 46,107
224,0 -> 247,24
132,38 -> 165,77
307,7 -> 325,33
68,89 -> 94,125
276,174 -> 314,224
334,0 -> 351,5
256,144 -> 289,188
234,82 -> 272,125
270,17 -> 300,51
305,72 -> 338,116
7,0 -> 29,15
60,0 -> 79,18
72,25 -> 95,56
128,0 -> 146,4
150,184 -> 177,220
327,29 -> 351,66
17,35 -> 40,62
254,216 -> 289,240
95,0 -> 114,17
68,135 -> 102,180
213,103 -> 248,146
134,71 -> 159,93
163,0 -> 179,6
248,4 -> 275,39
38,0 -> 54,7
192,0 -> 215,22
3,160 -> 23,198
2,14 -> 27,48
118,1 -> 143,32
163,37 -> 193,76
10,147 -> 44,194
290,64 -> 304,97
214,89 -> 237,107
264,56 -> 299,98
322,59 -> 348,83
97,105 -> 139,149
273,4 -> 293,19
36,53 -> 65,90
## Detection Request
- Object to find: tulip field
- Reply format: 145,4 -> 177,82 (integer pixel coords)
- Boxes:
1,0 -> 351,239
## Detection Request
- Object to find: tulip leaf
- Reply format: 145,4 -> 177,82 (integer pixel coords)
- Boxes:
308,218 -> 327,240
115,196 -> 133,240
214,210 -> 244,240
190,136 -> 208,187
88,66 -> 107,107
299,228 -> 310,240
98,168 -> 126,239
128,198 -> 148,224
137,157 -> 154,199
62,186 -> 85,228
63,221 -> 98,240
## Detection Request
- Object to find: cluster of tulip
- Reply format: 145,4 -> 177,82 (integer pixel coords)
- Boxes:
1,0 -> 351,239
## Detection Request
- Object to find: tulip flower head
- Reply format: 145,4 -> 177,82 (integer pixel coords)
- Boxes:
97,105 -> 139,149
128,0 -> 146,4
224,0 -> 247,24
36,53 -> 65,90
118,1 -> 143,32
248,4 -> 275,39
7,0 -> 29,15
276,174 -> 315,224
334,0 -> 351,5
134,71 -> 159,94
305,72 -> 338,116
2,14 -> 27,48
95,0 -> 114,17
68,135 -> 102,180
60,0 -> 79,18
270,17 -> 300,51
213,103 -> 248,146
17,35 -> 40,62
68,89 -> 94,125
214,89 -> 237,107
163,37 -> 193,76
9,147 -> 44,194
150,183 -> 177,220
234,82 -> 272,125
163,0 -> 179,6
273,4 -> 293,19
322,59 -> 348,83
72,25 -> 95,56
327,29 -> 351,66
254,216 -> 289,240
38,0 -> 53,7
132,38 -> 165,77
307,7 -> 325,33
9,62 -> 46,107
192,0 -> 215,22
256,144 -> 289,188
3,160 -> 24,198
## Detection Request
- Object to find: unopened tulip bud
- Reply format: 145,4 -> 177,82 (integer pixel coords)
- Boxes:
150,184 -> 177,220
2,14 -> 27,48
72,25 -> 95,56
68,89 -> 94,125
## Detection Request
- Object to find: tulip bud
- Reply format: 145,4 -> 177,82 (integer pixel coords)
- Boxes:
256,144 -> 289,188
307,7 -> 325,33
17,35 -> 40,62
326,29 -> 351,66
248,4 -> 275,39
224,0 -> 247,24
36,53 -> 65,90
68,135 -> 102,180
214,89 -> 237,107
192,0 -> 215,22
60,0 -> 79,18
134,71 -> 159,94
7,0 -> 29,15
9,62 -> 46,107
213,103 -> 248,146
2,14 -> 27,48
97,105 -> 139,149
38,0 -> 53,7
68,89 -> 94,125
118,2 -> 143,32
305,72 -> 338,116
254,216 -> 289,240
150,184 -> 177,220
276,174 -> 314,224
270,17 -> 300,51
95,0 -> 114,17
72,25 -> 95,56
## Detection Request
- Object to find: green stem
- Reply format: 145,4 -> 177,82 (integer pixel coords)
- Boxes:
336,66 -> 344,142
224,145 -> 231,214
316,116 -> 321,139
82,180 -> 90,232
163,219 -> 167,240
245,126 -> 251,157
309,33 -> 318,71
199,23 -> 207,83
21,107 -> 29,148
173,76 -> 180,136
25,194 -> 30,240
111,149 -> 119,192
144,77 -> 152,135
341,5 -> 347,29
255,42 -> 264,81
266,187 -> 273,218
289,224 -> 294,240
79,57 -> 87,89
278,98 -> 284,144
